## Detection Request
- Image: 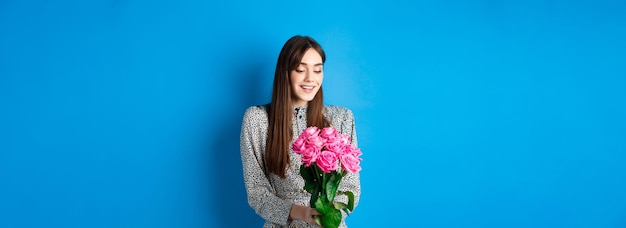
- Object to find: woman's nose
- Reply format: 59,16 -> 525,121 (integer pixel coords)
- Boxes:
303,71 -> 312,81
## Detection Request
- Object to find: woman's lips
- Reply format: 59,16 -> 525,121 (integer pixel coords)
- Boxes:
301,85 -> 315,92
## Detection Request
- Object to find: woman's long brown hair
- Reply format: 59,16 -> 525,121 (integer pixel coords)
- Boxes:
265,35 -> 330,178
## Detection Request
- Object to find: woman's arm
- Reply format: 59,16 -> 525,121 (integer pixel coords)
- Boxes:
240,107 -> 293,225
336,108 -> 361,211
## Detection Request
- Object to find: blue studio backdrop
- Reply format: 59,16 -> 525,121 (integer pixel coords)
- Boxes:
1,0 -> 625,227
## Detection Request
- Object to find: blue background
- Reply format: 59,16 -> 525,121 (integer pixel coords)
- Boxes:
1,0 -> 625,227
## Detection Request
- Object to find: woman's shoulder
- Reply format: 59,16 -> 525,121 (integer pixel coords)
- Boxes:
324,105 -> 355,120
324,105 -> 353,114
243,105 -> 269,123
244,104 -> 268,114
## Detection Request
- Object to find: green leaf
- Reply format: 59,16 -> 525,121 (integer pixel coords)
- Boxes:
314,215 -> 322,226
333,202 -> 348,210
326,174 -> 339,202
334,201 -> 353,216
314,196 -> 331,214
310,191 -> 319,208
300,164 -> 313,182
341,207 -> 351,216
303,181 -> 317,194
344,191 -> 355,211
320,207 -> 342,228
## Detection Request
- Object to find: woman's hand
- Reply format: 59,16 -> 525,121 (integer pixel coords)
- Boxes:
289,204 -> 321,225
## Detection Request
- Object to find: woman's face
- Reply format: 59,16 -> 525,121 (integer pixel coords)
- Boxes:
290,48 -> 324,107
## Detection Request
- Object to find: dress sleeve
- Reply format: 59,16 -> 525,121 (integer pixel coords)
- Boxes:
336,109 -> 361,212
240,107 -> 293,225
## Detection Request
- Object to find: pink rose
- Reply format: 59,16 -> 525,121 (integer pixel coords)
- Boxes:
337,134 -> 351,146
301,147 -> 320,167
345,144 -> 362,157
306,135 -> 325,151
301,127 -> 320,138
319,127 -> 339,142
292,137 -> 306,154
340,153 -> 362,173
324,141 -> 346,156
316,150 -> 339,173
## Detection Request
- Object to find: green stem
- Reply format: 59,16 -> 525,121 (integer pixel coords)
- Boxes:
336,170 -> 345,188
322,170 -> 328,194
313,166 -> 321,190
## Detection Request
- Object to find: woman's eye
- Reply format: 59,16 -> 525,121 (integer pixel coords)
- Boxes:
295,69 -> 304,73
314,70 -> 322,73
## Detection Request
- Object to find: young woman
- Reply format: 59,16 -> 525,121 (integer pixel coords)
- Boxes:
240,35 -> 361,227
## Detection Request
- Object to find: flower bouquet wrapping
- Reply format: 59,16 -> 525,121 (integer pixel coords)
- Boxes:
292,127 -> 362,228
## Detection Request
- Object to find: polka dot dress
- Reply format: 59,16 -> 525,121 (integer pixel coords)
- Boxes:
240,105 -> 361,227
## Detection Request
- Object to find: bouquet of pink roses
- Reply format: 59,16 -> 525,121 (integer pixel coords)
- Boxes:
292,126 -> 362,228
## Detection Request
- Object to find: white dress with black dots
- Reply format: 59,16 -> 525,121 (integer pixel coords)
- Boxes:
240,105 -> 361,228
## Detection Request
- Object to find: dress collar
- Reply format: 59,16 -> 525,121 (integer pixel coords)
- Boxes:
293,104 -> 308,112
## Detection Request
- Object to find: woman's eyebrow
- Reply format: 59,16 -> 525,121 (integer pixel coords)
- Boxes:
299,63 -> 324,66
